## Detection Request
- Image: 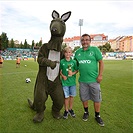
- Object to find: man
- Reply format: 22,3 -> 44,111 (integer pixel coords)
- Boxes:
74,34 -> 104,126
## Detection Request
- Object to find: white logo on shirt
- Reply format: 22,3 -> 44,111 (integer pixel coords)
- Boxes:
89,51 -> 94,56
79,60 -> 91,64
78,53 -> 81,56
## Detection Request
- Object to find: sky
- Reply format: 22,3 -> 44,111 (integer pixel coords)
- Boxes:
0,0 -> 133,44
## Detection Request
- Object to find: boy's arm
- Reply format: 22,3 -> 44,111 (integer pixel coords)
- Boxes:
72,70 -> 78,76
60,70 -> 67,80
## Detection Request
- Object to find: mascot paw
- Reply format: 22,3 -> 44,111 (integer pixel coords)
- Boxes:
52,111 -> 62,119
50,61 -> 56,69
33,112 -> 44,123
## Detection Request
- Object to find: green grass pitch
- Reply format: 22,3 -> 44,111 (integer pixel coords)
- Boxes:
0,60 -> 132,133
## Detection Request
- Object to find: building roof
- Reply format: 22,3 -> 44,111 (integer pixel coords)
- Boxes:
64,34 -> 108,42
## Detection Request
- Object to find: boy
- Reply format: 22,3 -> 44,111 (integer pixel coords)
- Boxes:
60,47 -> 78,119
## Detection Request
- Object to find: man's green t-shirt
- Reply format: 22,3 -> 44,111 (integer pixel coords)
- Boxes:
74,46 -> 102,83
60,58 -> 78,86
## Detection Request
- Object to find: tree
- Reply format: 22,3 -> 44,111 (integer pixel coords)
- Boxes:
61,43 -> 67,50
98,42 -> 114,53
23,39 -> 28,49
35,42 -> 39,49
10,38 -> 15,48
1,32 -> 9,50
73,46 -> 80,53
104,43 -> 111,51
31,40 -> 35,50
20,41 -> 23,48
38,40 -> 42,47
101,47 -> 107,54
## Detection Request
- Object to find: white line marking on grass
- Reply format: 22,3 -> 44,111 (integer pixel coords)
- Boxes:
0,71 -> 37,75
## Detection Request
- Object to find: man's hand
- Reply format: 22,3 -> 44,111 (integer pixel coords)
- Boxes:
97,75 -> 103,83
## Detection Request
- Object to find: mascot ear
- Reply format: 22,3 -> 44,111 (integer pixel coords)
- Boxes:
61,11 -> 71,22
52,10 -> 60,19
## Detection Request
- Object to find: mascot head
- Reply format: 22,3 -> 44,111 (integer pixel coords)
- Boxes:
48,10 -> 71,51
50,10 -> 71,37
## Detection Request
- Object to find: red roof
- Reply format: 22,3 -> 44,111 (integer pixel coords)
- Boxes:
64,34 -> 107,42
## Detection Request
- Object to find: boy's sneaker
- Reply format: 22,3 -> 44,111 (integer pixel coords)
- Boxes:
95,115 -> 105,127
82,112 -> 89,121
63,110 -> 69,119
69,109 -> 76,118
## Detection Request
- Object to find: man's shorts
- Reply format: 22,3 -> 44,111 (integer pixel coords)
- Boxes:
79,82 -> 102,102
63,85 -> 76,98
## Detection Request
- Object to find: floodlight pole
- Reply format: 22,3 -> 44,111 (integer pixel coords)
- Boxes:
79,19 -> 83,46
80,25 -> 81,37
79,19 -> 83,37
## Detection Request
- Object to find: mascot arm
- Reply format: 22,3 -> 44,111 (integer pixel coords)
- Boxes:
37,45 -> 56,69
38,56 -> 56,69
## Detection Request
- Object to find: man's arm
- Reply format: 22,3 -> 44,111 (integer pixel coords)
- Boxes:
97,60 -> 104,83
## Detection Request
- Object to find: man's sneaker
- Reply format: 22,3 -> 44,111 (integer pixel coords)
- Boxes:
95,115 -> 105,127
82,112 -> 89,121
69,109 -> 76,118
63,110 -> 69,119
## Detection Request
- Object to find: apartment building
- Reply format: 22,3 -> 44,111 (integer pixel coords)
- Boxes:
63,36 -> 81,49
63,34 -> 108,49
109,36 -> 125,51
109,36 -> 133,52
119,36 -> 133,52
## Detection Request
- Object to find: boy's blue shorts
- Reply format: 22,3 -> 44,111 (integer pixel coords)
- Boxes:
63,86 -> 76,98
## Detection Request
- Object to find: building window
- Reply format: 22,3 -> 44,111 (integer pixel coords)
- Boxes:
93,36 -> 102,41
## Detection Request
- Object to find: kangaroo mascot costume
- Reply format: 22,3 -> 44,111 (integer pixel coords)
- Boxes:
28,10 -> 71,123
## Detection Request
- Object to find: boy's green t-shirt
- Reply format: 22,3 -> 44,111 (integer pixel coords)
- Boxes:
74,46 -> 102,83
60,58 -> 78,86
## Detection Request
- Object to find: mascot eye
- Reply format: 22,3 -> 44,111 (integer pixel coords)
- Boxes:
60,20 -> 65,25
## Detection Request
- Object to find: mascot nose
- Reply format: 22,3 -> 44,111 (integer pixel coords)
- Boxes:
52,27 -> 57,31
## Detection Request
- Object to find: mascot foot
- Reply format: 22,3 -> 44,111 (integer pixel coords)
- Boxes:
33,112 -> 44,123
52,111 -> 62,119
27,98 -> 34,110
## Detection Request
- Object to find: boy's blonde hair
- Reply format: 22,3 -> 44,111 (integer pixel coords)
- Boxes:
64,46 -> 72,52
